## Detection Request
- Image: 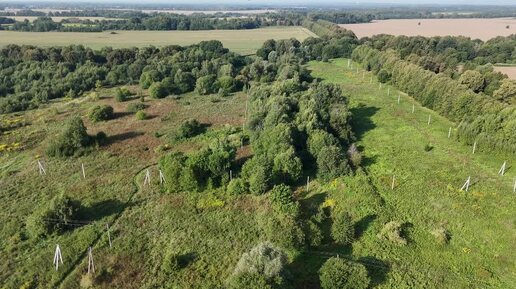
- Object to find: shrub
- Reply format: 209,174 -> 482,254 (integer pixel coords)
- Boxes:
227,273 -> 272,289
269,184 -> 299,216
331,212 -> 354,245
177,119 -> 203,139
88,105 -> 113,122
195,74 -> 219,95
377,221 -> 407,246
231,242 -> 288,282
431,227 -> 450,245
377,69 -> 391,83
135,110 -> 146,120
95,131 -> 108,146
319,257 -> 370,289
317,145 -> 350,182
227,178 -> 246,195
347,143 -> 362,168
424,144 -> 434,152
115,87 -> 131,102
46,116 -> 93,157
127,102 -> 148,113
258,212 -> 305,249
26,192 -> 82,238
149,81 -> 168,99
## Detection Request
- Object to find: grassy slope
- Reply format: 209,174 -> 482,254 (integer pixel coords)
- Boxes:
0,26 -> 317,55
308,59 -> 515,288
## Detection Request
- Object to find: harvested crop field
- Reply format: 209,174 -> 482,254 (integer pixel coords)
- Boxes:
340,18 -> 516,41
0,26 -> 316,54
494,66 -> 516,80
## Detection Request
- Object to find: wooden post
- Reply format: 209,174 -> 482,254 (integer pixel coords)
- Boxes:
513,178 -> 516,193
143,169 -> 150,186
356,67 -> 359,73
412,104 -> 415,113
362,71 -> 365,79
498,161 -> 506,176
81,163 -> 86,179
229,170 -> 233,181
387,87 -> 390,96
472,141 -> 477,154
306,176 -> 310,192
397,94 -> 400,104
427,114 -> 431,125
460,176 -> 471,192
159,169 -> 165,184
370,75 -> 372,84
106,224 -> 112,248
347,59 -> 350,68
87,247 -> 95,274
448,127 -> 452,138
38,160 -> 46,176
53,244 -> 63,271
391,175 -> 395,190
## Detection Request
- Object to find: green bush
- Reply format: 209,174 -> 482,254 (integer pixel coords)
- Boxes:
162,249 -> 181,273
331,212 -> 354,245
88,105 -> 113,122
195,74 -> 219,95
229,242 -> 288,288
46,116 -> 93,157
177,119 -> 203,139
115,87 -> 131,102
149,81 -> 168,99
317,145 -> 350,182
377,221 -> 407,246
127,102 -> 148,113
26,192 -> 82,238
377,69 -> 391,83
347,143 -> 362,168
227,178 -> 246,195
269,184 -> 299,216
319,257 -> 370,289
135,110 -> 146,120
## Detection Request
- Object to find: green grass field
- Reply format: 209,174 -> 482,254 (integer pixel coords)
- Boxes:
0,26 -> 316,54
0,58 -> 514,288
307,59 -> 516,288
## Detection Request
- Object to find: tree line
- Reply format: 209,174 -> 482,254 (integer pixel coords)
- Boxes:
352,45 -> 516,153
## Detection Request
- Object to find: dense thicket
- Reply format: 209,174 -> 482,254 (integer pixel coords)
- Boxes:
0,40 -> 246,113
352,45 -> 516,153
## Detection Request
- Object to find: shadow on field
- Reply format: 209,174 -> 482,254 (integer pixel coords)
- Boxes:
78,199 -> 130,221
113,111 -> 133,119
358,256 -> 390,287
355,214 -> 377,239
107,131 -> 144,143
350,104 -> 379,141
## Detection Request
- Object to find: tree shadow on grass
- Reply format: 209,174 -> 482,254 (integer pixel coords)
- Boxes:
358,256 -> 390,288
350,104 -> 379,142
355,214 -> 377,240
107,131 -> 144,144
77,199 -> 131,222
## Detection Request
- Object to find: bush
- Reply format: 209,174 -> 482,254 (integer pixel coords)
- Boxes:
230,242 -> 288,286
424,144 -> 434,152
331,212 -> 354,245
258,212 -> 305,249
26,192 -> 82,238
195,74 -> 219,95
127,102 -> 148,113
162,249 -> 181,273
135,110 -> 146,120
377,69 -> 391,83
227,178 -> 246,195
88,105 -> 113,122
115,87 -> 131,102
377,221 -> 407,246
317,145 -> 350,182
46,116 -> 93,157
319,257 -> 370,289
227,273 -> 272,289
177,119 -> 203,139
347,143 -> 362,168
269,184 -> 299,216
431,227 -> 450,245
149,81 -> 168,99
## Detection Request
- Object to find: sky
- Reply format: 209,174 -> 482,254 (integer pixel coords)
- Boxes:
6,0 -> 516,6
4,0 -> 516,5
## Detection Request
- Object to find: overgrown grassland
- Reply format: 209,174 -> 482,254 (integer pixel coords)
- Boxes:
308,59 -> 515,288
0,26 -> 316,55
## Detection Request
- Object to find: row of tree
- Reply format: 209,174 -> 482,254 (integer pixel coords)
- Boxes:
352,45 -> 516,153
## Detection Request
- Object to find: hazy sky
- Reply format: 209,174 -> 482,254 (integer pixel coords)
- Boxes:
4,0 -> 516,5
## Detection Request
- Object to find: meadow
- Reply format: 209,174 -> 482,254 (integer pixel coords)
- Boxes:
0,57 -> 514,288
0,26 -> 316,54
494,65 -> 516,80
340,18 -> 516,41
